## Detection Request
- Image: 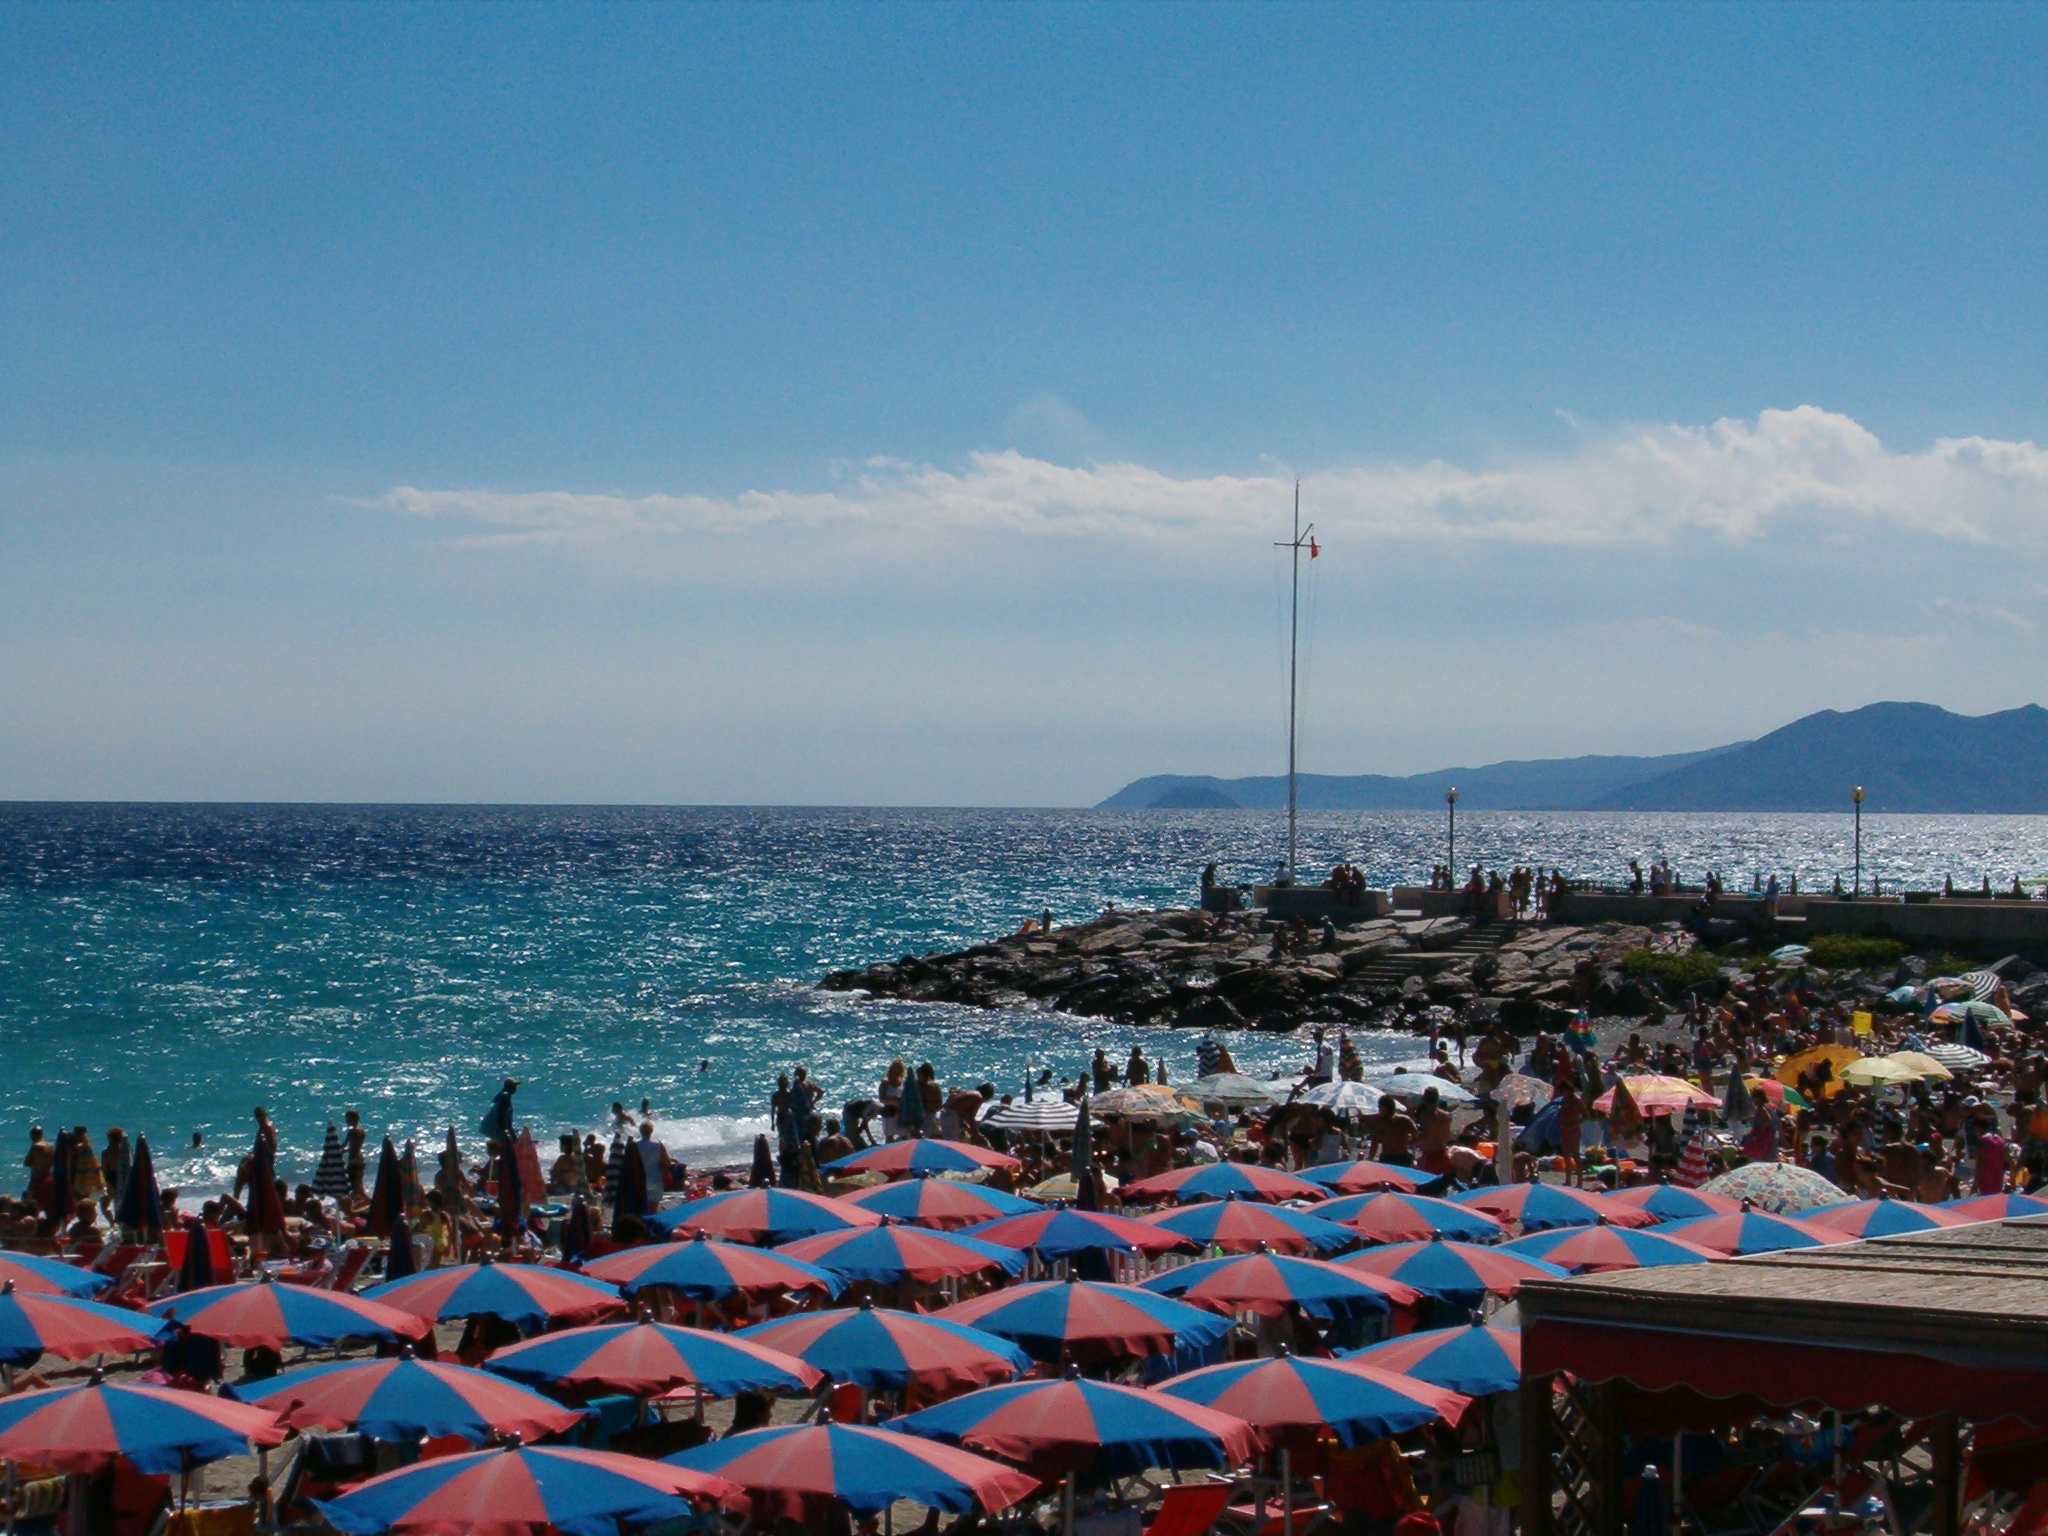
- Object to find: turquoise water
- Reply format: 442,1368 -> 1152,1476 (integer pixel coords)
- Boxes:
4,803 -> 2046,1194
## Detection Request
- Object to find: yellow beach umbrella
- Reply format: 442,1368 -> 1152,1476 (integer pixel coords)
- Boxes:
1839,1056 -> 1921,1087
1777,1044 -> 1862,1097
1885,1050 -> 1954,1080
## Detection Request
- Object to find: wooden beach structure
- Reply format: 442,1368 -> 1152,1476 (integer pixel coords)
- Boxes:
1518,1218 -> 2048,1536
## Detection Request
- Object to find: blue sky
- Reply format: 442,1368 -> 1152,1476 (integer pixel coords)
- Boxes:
4,3 -> 2048,803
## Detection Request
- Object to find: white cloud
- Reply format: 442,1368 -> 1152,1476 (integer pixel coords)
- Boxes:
369,406 -> 2048,554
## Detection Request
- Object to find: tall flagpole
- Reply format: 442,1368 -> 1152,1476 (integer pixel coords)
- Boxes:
1276,481 -> 1315,882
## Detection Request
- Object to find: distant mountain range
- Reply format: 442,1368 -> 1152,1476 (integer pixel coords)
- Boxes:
1099,702 -> 2048,813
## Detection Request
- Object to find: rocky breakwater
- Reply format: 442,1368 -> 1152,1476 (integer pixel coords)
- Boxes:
818,908 -> 1686,1034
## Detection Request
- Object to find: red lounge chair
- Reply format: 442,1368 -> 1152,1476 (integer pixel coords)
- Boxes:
1147,1482 -> 1232,1536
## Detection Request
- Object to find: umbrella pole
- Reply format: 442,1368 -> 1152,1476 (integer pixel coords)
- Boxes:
1282,1446 -> 1293,1536
259,1445 -> 272,1535
4,1459 -> 14,1536
1670,1431 -> 1684,1536
1062,1473 -> 1075,1536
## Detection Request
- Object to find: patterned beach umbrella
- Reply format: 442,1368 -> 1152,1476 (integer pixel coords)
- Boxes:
1338,1238 -> 1567,1305
963,1208 -> 1195,1260
1942,1191 -> 2048,1220
1658,1208 -> 1850,1256
1299,1159 -> 1428,1195
737,1302 -> 1031,1394
1140,1251 -> 1414,1321
149,1279 -> 430,1349
0,1283 -> 170,1365
890,1374 -> 1261,1477
1802,1197 -> 1980,1239
1604,1181 -> 1742,1222
484,1320 -> 821,1398
1698,1162 -> 1848,1215
1156,1353 -> 1466,1448
1501,1223 -> 1720,1274
648,1186 -> 881,1245
1318,1192 -> 1506,1246
1452,1182 -> 1651,1232
936,1276 -> 1232,1364
1345,1323 -> 1522,1397
581,1233 -> 842,1302
227,1355 -> 586,1445
838,1176 -> 1038,1230
1135,1195 -> 1358,1256
775,1223 -> 1024,1286
0,1378 -> 285,1474
1593,1076 -> 1720,1116
1121,1162 -> 1325,1205
824,1139 -> 1020,1177
666,1422 -> 1040,1521
0,1251 -> 110,1299
363,1260 -> 624,1328
313,1126 -> 351,1201
317,1444 -> 740,1536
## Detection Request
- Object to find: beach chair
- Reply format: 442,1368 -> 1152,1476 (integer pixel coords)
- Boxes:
324,1245 -> 371,1292
1146,1482 -> 1233,1536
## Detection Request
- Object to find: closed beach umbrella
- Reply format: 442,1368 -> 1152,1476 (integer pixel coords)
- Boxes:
116,1135 -> 164,1239
314,1126 -> 350,1202
1658,1208 -> 1849,1257
1121,1162 -> 1325,1205
825,1139 -> 1020,1177
608,1141 -> 643,1241
1318,1192 -> 1506,1246
561,1196 -> 595,1262
48,1129 -> 72,1225
514,1129 -> 546,1207
1803,1196 -> 1979,1239
0,1251 -> 110,1299
936,1275 -> 1232,1364
648,1186 -> 881,1246
608,1134 -> 631,1198
1501,1223 -> 1720,1274
149,1279 -> 430,1350
496,1133 -> 526,1244
0,1378 -> 285,1474
666,1421 -> 1039,1522
363,1260 -> 624,1329
483,1320 -> 820,1399
1299,1159 -> 1427,1196
317,1443 -> 739,1536
0,1283 -> 171,1365
964,1208 -> 1195,1261
737,1301 -> 1031,1394
1345,1323 -> 1522,1397
367,1136 -> 404,1237
745,1135 -> 772,1188
1722,1073 -> 1754,1123
775,1223 -> 1024,1286
837,1176 -> 1038,1230
1452,1183 -> 1650,1232
1136,1195 -> 1358,1256
386,1215 -> 418,1282
1603,1181 -> 1742,1222
227,1355 -> 586,1445
1069,1097 -> 1093,1191
1139,1252 -> 1414,1322
247,1131 -> 287,1238
582,1233 -> 842,1303
1156,1354 -> 1466,1448
1943,1191 -> 2048,1220
1337,1239 -> 1567,1306
175,1220 -> 217,1293
891,1374 -> 1260,1478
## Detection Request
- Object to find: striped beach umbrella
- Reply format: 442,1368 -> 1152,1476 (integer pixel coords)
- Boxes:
1121,1163 -> 1325,1205
1139,1252 -> 1415,1321
1451,1183 -> 1652,1232
936,1275 -> 1232,1364
1501,1223 -> 1720,1274
1316,1192 -> 1506,1246
1337,1238 -> 1567,1305
313,1126 -> 351,1201
1942,1191 -> 2048,1221
962,1208 -> 1195,1261
1804,1196 -> 1981,1239
0,1251 -> 110,1299
580,1233 -> 841,1302
1135,1195 -> 1357,1256
1344,1323 -> 1521,1397
824,1139 -> 1019,1177
666,1422 -> 1040,1521
648,1186 -> 881,1245
1299,1159 -> 1428,1195
149,1279 -> 430,1349
889,1374 -> 1261,1477
0,1378 -> 285,1474
317,1443 -> 739,1536
737,1302 -> 1030,1394
837,1177 -> 1038,1230
1603,1181 -> 1742,1222
1156,1353 -> 1466,1448
1657,1208 -> 1850,1257
775,1223 -> 1024,1286
227,1355 -> 586,1445
0,1283 -> 170,1365
363,1260 -> 624,1329
485,1320 -> 821,1399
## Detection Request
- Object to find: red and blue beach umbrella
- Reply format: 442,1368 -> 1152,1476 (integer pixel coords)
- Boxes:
1121,1162 -> 1325,1205
1345,1322 -> 1522,1397
149,1279 -> 429,1349
227,1355 -> 586,1445
1804,1196 -> 1981,1239
937,1275 -> 1233,1364
317,1443 -> 740,1536
666,1421 -> 1041,1521
1451,1183 -> 1651,1232
837,1177 -> 1039,1230
1300,1159 -> 1429,1195
1942,1191 -> 2048,1221
1135,1195 -> 1358,1256
648,1186 -> 881,1245
363,1260 -> 624,1329
775,1222 -> 1024,1285
738,1301 -> 1031,1394
485,1320 -> 821,1399
0,1378 -> 285,1474
961,1207 -> 1194,1261
1155,1353 -> 1467,1448
1140,1251 -> 1416,1321
1315,1191 -> 1506,1246
1501,1223 -> 1719,1273
889,1374 -> 1261,1477
1604,1182 -> 1743,1223
824,1139 -> 1020,1177
1656,1208 -> 1849,1257
580,1232 -> 842,1302
0,1282 -> 170,1365
0,1252 -> 111,1299
1338,1238 -> 1567,1305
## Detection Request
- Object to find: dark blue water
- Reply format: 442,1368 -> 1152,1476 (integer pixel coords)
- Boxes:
3,803 -> 2044,1193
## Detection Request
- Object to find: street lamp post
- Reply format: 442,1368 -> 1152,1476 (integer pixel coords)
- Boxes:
1852,786 -> 1865,897
1446,786 -> 1459,883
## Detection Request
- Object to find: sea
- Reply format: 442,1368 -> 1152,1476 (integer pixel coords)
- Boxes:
4,802 -> 2048,1197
